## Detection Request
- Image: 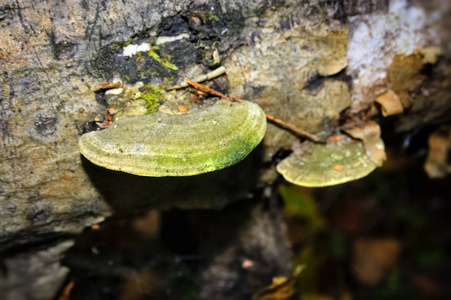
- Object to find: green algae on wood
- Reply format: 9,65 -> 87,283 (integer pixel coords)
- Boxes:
78,100 -> 266,177
276,137 -> 377,187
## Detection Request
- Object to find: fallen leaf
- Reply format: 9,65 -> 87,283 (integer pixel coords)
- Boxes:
418,47 -> 442,64
343,121 -> 386,166
375,90 -> 404,116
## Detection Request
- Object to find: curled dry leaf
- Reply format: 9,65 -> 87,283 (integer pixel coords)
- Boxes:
375,90 -> 404,116
343,121 -> 386,167
418,46 -> 442,64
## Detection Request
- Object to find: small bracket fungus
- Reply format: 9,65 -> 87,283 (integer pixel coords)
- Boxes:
78,100 -> 266,176
276,136 -> 377,187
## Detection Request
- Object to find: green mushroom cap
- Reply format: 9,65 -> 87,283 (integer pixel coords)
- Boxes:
78,99 -> 266,176
276,137 -> 377,187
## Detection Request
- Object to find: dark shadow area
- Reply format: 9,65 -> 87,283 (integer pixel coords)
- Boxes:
62,190 -> 291,300
81,144 -> 265,214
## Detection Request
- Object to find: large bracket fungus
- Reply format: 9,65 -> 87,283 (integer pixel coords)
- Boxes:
78,100 -> 266,176
276,137 -> 378,187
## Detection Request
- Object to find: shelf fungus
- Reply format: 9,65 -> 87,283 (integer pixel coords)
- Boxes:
276,136 -> 377,187
78,100 -> 266,176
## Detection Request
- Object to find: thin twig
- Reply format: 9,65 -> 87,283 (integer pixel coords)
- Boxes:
93,81 -> 122,92
264,114 -> 321,142
184,78 -> 322,142
166,66 -> 226,91
185,77 -> 229,99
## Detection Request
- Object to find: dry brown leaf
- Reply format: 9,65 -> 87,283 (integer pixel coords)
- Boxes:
343,121 -> 387,166
418,47 -> 442,64
375,90 -> 404,116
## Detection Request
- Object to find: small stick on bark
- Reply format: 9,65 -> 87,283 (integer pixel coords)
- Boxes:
185,78 -> 322,142
166,66 -> 226,91
264,114 -> 321,142
185,77 -> 230,99
93,81 -> 122,92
